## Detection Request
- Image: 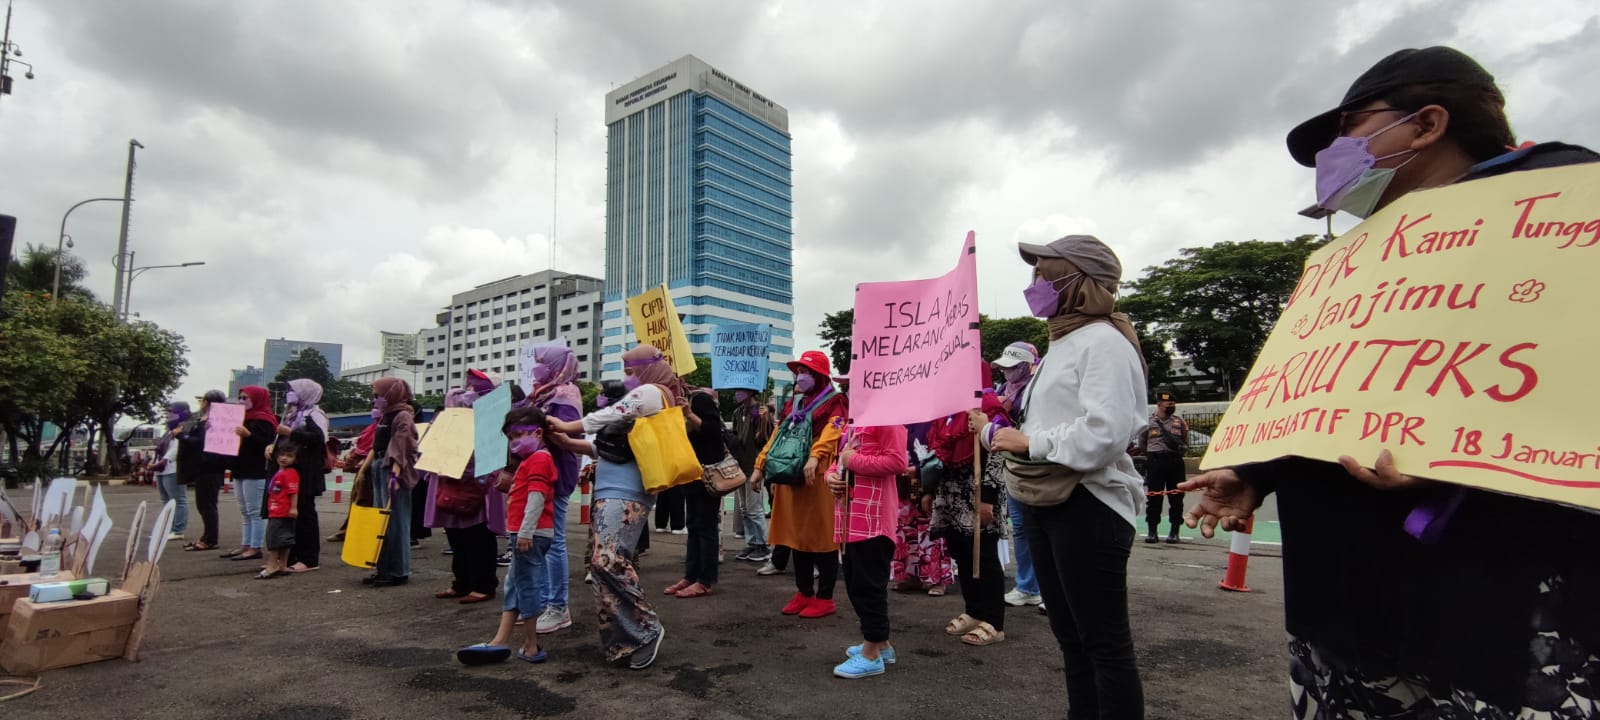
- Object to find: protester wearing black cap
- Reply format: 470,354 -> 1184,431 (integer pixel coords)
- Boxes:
1183,47 -> 1600,717
1136,391 -> 1187,544
178,390 -> 232,551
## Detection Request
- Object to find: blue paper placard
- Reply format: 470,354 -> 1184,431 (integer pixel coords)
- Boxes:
472,384 -> 512,474
710,323 -> 772,391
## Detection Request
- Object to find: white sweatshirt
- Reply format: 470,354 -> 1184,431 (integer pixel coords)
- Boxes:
984,322 -> 1148,527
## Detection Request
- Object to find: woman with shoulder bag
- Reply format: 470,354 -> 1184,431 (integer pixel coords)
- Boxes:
978,234 -> 1148,718
424,381 -> 507,604
663,386 -> 729,600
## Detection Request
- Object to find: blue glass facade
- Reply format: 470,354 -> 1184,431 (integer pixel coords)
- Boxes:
602,59 -> 795,382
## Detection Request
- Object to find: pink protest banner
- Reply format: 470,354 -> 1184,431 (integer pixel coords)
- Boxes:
204,402 -> 244,456
848,232 -> 984,426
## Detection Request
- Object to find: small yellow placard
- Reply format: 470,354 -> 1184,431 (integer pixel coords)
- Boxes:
627,284 -> 697,376
414,408 -> 473,479
1202,163 -> 1600,510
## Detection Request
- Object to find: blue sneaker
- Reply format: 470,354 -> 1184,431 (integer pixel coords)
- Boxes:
833,653 -> 885,679
844,644 -> 896,664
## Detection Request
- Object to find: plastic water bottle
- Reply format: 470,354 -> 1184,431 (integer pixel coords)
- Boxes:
39,529 -> 63,578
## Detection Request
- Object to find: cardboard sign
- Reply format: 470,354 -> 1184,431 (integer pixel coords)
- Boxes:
472,384 -> 512,475
517,338 -> 569,392
710,323 -> 772,390
848,232 -> 984,426
203,403 -> 245,456
627,284 -> 697,376
1201,163 -> 1600,510
415,408 -> 474,479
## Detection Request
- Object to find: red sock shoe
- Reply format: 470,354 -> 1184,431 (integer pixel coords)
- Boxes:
799,598 -> 836,618
781,592 -> 810,615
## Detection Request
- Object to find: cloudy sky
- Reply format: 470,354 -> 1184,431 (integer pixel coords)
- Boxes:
2,0 -> 1596,403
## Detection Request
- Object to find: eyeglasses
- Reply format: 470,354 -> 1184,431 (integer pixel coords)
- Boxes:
1338,106 -> 1406,134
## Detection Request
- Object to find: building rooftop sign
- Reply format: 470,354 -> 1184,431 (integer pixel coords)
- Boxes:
604,54 -> 789,133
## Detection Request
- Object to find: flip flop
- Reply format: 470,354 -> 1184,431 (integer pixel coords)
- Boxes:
287,563 -> 319,573
458,593 -> 494,604
515,649 -> 549,664
663,579 -> 692,596
674,583 -> 713,599
456,643 -> 512,666
183,542 -> 215,552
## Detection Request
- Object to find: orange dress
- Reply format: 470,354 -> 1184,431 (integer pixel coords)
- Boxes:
757,392 -> 847,553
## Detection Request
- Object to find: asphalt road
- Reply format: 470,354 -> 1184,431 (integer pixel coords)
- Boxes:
5,483 -> 1290,719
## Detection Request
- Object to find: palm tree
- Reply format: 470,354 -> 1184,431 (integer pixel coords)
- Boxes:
6,243 -> 97,302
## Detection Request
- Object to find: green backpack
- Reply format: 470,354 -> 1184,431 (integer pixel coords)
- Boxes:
764,388 -> 835,485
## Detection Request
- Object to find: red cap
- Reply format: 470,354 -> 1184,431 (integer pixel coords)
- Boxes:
787,350 -> 832,379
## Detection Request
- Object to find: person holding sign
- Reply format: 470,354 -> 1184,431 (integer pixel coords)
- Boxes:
425,379 -> 508,605
178,390 -> 230,552
542,345 -> 679,670
1182,47 -> 1600,718
749,351 -> 847,619
977,235 -> 1149,718
222,386 -> 279,564
929,368 -> 1008,647
826,422 -> 908,679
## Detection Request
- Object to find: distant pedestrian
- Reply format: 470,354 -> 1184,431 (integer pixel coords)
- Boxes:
179,390 -> 229,552
156,401 -> 191,541
1138,391 -> 1188,545
729,388 -> 773,563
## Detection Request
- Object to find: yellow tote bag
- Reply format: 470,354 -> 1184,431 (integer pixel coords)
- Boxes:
629,405 -> 703,494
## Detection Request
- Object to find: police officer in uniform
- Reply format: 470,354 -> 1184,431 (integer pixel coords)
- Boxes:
1138,391 -> 1188,544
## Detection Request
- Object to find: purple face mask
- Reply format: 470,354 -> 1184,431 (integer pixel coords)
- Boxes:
734,390 -> 752,404
793,373 -> 816,394
370,397 -> 388,420
509,434 -> 543,457
622,376 -> 641,392
285,390 -> 299,407
596,395 -> 612,408
1314,112 -> 1417,209
1024,273 -> 1081,318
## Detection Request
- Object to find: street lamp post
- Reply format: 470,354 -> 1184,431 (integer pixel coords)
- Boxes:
124,258 -> 204,320
54,197 -> 128,303
109,139 -> 143,319
1,0 -> 37,108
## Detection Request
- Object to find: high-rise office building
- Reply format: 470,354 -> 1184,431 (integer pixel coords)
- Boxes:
600,55 -> 794,385
379,331 -> 418,364
261,339 -> 343,385
416,270 -> 604,397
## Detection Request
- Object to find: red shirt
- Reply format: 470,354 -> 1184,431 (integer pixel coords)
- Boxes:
506,451 -> 556,535
267,468 -> 300,518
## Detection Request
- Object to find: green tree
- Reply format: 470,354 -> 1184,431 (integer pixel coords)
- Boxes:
6,243 -> 97,302
818,309 -> 854,374
275,347 -> 336,387
1120,236 -> 1328,400
683,355 -> 714,390
577,381 -> 599,414
323,379 -> 374,414
979,315 -> 1048,368
0,290 -> 187,479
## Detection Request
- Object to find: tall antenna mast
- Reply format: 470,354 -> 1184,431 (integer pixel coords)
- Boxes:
551,115 -> 558,272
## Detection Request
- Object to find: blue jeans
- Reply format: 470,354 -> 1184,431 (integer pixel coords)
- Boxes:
371,469 -> 412,578
157,472 -> 188,534
505,536 -> 552,620
735,484 -> 768,551
1008,494 -> 1039,595
540,492 -> 570,611
236,478 -> 265,548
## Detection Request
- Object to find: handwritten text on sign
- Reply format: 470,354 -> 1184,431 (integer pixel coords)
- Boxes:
1201,163 -> 1600,511
710,323 -> 772,390
203,403 -> 245,456
517,338 -> 568,391
848,232 -> 983,427
627,285 -> 697,376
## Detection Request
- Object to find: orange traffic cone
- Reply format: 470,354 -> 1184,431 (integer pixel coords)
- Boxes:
579,479 -> 592,524
1218,515 -> 1254,592
331,473 -> 344,504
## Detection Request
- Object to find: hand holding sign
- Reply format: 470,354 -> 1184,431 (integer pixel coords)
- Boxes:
627,285 -> 696,376
205,403 -> 245,456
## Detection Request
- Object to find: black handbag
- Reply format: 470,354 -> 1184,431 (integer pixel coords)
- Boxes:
593,418 -> 636,464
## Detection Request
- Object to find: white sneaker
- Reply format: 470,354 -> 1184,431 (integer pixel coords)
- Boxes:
1005,589 -> 1043,606
584,571 -> 594,584
671,529 -> 687,535
167,533 -> 185,541
536,607 -> 572,634
756,561 -> 780,576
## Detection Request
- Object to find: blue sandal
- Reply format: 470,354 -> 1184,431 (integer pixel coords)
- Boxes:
515,649 -> 548,664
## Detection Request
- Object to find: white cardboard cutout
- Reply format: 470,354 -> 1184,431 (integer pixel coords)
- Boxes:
81,500 -> 113,575
147,500 -> 176,564
42,477 -> 77,529
70,506 -> 86,536
122,501 -> 147,581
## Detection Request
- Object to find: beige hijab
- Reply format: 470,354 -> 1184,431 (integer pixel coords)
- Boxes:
1036,256 -> 1148,383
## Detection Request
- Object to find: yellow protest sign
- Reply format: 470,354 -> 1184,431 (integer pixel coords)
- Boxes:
415,408 -> 473,479
1201,163 -> 1600,511
627,284 -> 697,376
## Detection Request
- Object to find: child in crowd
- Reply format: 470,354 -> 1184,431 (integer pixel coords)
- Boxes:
457,407 -> 556,666
826,423 -> 909,679
259,444 -> 301,580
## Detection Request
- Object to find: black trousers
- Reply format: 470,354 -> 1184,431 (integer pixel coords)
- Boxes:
411,478 -> 432,539
287,491 -> 321,568
1023,491 -> 1144,720
445,523 -> 499,596
844,536 -> 894,642
792,550 -> 837,599
192,472 -> 223,546
682,484 -> 720,585
771,544 -> 791,571
951,530 -> 1006,631
654,485 -> 686,531
1144,453 -> 1185,533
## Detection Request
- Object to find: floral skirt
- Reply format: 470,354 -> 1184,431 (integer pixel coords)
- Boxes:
1289,576 -> 1598,719
891,502 -> 955,588
588,498 -> 661,663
